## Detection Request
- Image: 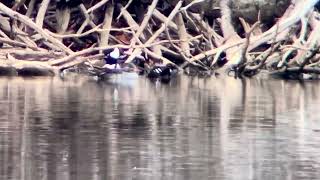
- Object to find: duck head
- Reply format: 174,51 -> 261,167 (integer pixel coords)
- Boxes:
109,47 -> 120,59
104,48 -> 121,65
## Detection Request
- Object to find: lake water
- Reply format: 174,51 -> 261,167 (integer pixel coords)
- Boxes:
1,74 -> 320,180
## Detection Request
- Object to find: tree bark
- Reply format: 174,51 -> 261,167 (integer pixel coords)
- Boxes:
100,1 -> 114,47
35,0 -> 51,28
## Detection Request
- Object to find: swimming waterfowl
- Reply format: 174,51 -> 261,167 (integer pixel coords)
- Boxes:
132,57 -> 149,75
129,53 -> 179,82
103,48 -> 128,73
147,63 -> 179,83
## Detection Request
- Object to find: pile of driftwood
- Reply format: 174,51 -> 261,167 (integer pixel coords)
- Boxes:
0,0 -> 320,79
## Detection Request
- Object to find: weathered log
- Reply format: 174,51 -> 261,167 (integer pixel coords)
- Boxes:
0,37 -> 39,50
56,8 -> 71,34
36,0 -> 51,28
100,1 -> 114,48
175,13 -> 191,57
0,3 -> 73,54
0,60 -> 55,76
126,0 -> 183,63
0,0 -> 319,79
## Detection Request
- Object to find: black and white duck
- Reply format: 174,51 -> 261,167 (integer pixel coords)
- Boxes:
147,63 -> 179,83
102,47 -> 128,73
87,48 -> 133,80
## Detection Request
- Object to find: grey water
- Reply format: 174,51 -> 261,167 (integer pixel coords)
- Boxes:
1,74 -> 320,180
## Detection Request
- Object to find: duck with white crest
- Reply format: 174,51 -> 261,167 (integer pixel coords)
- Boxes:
103,47 -> 126,72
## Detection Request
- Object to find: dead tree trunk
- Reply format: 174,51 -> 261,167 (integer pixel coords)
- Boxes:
0,0 -> 318,79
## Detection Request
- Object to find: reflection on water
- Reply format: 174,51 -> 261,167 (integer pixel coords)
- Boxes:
1,75 -> 320,180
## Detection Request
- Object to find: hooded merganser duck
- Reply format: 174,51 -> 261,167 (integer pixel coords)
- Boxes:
132,55 -> 150,75
147,63 -> 179,83
103,47 -> 128,73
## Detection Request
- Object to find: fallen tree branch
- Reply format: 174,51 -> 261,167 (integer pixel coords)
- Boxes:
132,0 -> 159,43
116,0 -> 134,20
0,3 -> 73,54
35,0 -> 50,28
126,0 -> 183,63
0,37 -> 40,50
47,26 -> 136,39
100,1 -> 114,47
87,0 -> 110,14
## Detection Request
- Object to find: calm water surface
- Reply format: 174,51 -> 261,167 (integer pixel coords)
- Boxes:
1,74 -> 320,180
